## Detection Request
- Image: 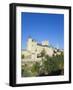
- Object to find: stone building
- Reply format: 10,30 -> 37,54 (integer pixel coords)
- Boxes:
21,37 -> 62,63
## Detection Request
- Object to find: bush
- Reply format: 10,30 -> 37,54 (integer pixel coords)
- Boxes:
21,52 -> 64,77
31,62 -> 40,76
39,54 -> 64,76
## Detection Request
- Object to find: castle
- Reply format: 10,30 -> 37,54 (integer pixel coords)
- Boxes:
21,37 -> 62,63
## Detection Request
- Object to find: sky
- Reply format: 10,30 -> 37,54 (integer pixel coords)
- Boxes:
21,12 -> 64,49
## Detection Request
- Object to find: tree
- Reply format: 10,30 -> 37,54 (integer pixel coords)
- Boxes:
21,50 -> 64,77
40,54 -> 64,76
31,62 -> 40,76
21,54 -> 25,59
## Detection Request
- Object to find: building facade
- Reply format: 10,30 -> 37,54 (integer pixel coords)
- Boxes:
21,37 -> 62,63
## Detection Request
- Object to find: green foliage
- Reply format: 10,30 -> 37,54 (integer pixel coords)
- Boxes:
39,53 -> 64,76
21,54 -> 25,59
21,51 -> 64,77
21,64 -> 34,77
31,62 -> 40,76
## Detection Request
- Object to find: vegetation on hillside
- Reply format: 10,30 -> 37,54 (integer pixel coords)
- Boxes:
21,50 -> 64,77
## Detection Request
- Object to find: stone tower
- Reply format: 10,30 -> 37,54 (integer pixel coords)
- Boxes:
27,37 -> 37,53
27,36 -> 32,51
